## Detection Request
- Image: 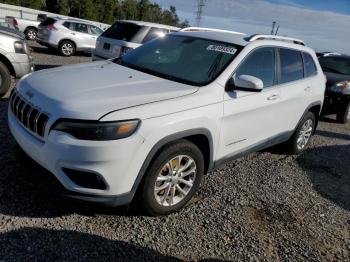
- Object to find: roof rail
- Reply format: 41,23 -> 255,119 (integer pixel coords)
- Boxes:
180,27 -> 245,35
246,34 -> 305,46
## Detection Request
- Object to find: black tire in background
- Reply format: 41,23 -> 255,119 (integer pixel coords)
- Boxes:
336,101 -> 350,124
59,40 -> 76,57
287,112 -> 316,155
141,139 -> 205,216
0,61 -> 11,98
25,28 -> 38,40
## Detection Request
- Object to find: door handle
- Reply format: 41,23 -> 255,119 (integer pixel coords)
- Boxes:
267,94 -> 279,101
71,32 -> 76,35
304,86 -> 312,92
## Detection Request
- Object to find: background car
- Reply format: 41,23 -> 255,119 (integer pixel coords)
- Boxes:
5,15 -> 40,40
0,30 -> 34,97
37,18 -> 104,56
92,20 -> 179,60
319,54 -> 350,123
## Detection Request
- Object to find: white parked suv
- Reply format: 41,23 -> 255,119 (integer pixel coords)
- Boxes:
92,20 -> 179,60
8,31 -> 325,215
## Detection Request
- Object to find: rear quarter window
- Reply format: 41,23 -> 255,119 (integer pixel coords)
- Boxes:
303,52 -> 317,77
279,48 -> 304,84
142,28 -> 169,43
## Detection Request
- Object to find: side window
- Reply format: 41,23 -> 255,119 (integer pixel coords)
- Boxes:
142,28 -> 169,43
235,47 -> 276,88
73,23 -> 88,34
303,52 -> 317,77
279,49 -> 304,83
63,22 -> 70,29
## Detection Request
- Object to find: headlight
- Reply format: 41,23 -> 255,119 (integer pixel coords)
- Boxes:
14,41 -> 28,54
334,81 -> 350,95
52,119 -> 140,141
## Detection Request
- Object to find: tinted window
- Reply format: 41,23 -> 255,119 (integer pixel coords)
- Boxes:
40,17 -> 57,26
235,47 -> 276,88
63,22 -> 70,29
279,49 -> 304,83
74,23 -> 88,33
303,52 -> 317,77
319,56 -> 350,75
142,28 -> 169,43
119,35 -> 241,86
102,22 -> 141,42
90,25 -> 103,35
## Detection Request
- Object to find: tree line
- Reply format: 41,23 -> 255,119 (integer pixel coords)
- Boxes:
2,0 -> 190,27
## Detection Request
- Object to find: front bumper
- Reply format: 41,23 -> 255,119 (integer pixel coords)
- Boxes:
8,109 -> 147,206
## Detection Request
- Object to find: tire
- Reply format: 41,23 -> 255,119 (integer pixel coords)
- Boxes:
336,101 -> 350,124
141,139 -> 205,216
287,112 -> 316,154
0,61 -> 11,98
59,40 -> 76,56
25,28 -> 37,40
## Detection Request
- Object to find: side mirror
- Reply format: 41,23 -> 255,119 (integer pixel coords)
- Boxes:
226,75 -> 264,92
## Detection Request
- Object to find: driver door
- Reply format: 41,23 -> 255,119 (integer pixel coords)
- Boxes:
219,47 -> 284,159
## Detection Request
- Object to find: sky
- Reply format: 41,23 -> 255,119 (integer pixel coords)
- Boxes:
153,0 -> 350,54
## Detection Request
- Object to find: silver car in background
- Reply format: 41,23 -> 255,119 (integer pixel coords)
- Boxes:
92,20 -> 179,60
37,18 -> 104,56
0,30 -> 34,97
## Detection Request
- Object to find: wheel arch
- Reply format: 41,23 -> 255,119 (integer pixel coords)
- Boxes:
0,53 -> 16,76
130,128 -> 214,200
24,26 -> 38,33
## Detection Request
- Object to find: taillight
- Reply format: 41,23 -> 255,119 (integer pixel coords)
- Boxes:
13,18 -> 18,29
47,24 -> 57,31
121,46 -> 133,56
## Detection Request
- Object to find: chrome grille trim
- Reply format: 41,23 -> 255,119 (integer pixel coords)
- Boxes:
10,90 -> 49,139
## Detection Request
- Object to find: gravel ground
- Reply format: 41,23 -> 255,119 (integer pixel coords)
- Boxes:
0,41 -> 349,261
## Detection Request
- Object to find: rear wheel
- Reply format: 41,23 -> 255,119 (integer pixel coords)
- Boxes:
287,112 -> 315,154
25,28 -> 37,40
141,140 -> 204,216
0,61 -> 11,98
59,40 -> 76,56
336,101 -> 350,124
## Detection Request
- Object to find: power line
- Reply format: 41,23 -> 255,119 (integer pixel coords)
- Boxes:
195,0 -> 205,27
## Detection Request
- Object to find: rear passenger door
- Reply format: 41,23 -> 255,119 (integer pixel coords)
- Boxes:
70,22 -> 92,50
277,48 -> 312,132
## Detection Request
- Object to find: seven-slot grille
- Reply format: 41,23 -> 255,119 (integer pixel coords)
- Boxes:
10,90 -> 49,138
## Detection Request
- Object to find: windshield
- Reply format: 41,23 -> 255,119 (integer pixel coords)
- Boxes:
117,35 -> 241,86
319,56 -> 350,75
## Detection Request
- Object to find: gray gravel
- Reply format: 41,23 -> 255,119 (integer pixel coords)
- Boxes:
0,41 -> 349,261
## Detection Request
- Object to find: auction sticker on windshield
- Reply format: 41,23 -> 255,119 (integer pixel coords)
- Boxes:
206,45 -> 237,55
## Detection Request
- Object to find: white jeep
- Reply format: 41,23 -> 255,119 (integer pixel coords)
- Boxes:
8,31 -> 325,215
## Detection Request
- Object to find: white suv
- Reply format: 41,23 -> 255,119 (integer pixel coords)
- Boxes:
8,31 -> 325,215
92,20 -> 179,60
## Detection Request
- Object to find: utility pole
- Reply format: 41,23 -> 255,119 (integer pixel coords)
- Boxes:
195,0 -> 205,27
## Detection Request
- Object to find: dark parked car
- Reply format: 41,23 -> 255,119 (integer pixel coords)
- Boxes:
319,54 -> 350,123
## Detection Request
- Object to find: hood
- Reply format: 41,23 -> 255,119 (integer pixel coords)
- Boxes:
325,72 -> 350,89
17,61 -> 199,120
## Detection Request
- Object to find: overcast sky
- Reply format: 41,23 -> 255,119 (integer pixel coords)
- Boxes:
154,0 -> 350,54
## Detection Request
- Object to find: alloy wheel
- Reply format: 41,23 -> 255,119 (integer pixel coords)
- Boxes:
27,30 -> 37,40
154,155 -> 197,207
296,119 -> 313,150
62,43 -> 74,56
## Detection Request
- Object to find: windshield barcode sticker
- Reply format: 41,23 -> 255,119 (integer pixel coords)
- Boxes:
207,45 -> 237,55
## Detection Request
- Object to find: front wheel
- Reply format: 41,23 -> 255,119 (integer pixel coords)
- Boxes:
336,101 -> 350,124
141,140 -> 205,216
287,112 -> 316,154
0,61 -> 11,98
